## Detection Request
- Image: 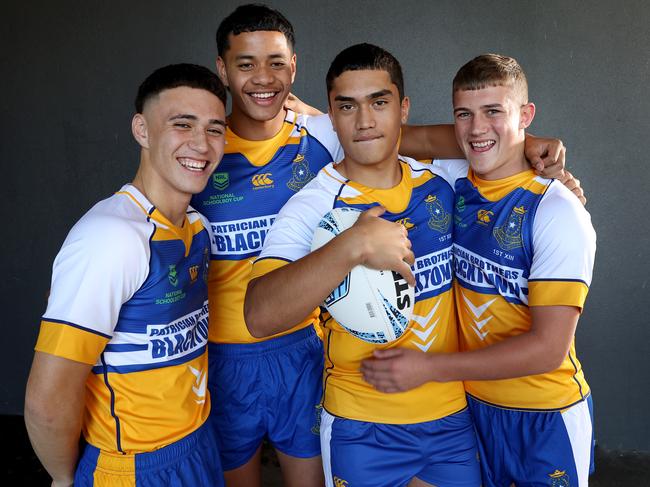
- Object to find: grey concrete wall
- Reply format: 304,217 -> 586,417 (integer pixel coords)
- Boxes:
2,0 -> 648,450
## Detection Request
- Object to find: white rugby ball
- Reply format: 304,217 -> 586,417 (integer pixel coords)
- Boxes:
310,207 -> 414,344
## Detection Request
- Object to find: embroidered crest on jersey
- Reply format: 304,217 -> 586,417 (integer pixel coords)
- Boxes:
333,476 -> 349,487
287,153 -> 315,191
548,469 -> 570,486
455,195 -> 468,228
168,265 -> 179,287
397,217 -> 415,230
493,205 -> 526,250
212,172 -> 229,191
477,209 -> 494,225
251,172 -> 274,189
310,404 -> 323,435
425,194 -> 451,233
189,265 -> 199,284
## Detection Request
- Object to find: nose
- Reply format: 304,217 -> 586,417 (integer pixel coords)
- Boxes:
356,103 -> 375,130
470,113 -> 487,135
251,65 -> 274,85
189,128 -> 209,153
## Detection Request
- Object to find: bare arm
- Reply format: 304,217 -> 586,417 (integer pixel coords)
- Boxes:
399,125 -> 568,179
244,206 -> 415,337
362,305 -> 579,393
24,351 -> 92,486
399,124 -> 462,160
284,92 -> 323,116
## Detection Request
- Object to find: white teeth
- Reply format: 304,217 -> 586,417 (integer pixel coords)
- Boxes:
178,158 -> 207,171
250,92 -> 275,99
471,141 -> 495,149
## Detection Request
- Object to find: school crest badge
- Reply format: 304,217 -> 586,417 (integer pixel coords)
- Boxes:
493,205 -> 525,250
425,195 -> 451,233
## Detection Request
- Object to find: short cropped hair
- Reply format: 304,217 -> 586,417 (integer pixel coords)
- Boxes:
216,3 -> 295,57
326,43 -> 405,101
453,53 -> 528,103
135,63 -> 227,113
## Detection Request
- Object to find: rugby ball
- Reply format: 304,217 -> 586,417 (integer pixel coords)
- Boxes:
310,207 -> 414,344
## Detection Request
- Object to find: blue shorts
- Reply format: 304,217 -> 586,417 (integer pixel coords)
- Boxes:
467,394 -> 595,487
208,326 -> 324,470
321,408 -> 481,487
74,419 -> 223,486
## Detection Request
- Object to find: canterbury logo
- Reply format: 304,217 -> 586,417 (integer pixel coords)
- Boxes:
189,265 -> 199,283
333,477 -> 349,487
252,173 -> 274,186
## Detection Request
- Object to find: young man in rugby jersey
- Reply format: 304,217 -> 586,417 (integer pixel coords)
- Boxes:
196,5 -> 573,487
25,64 -> 227,486
362,54 -> 596,487
244,42 -> 485,487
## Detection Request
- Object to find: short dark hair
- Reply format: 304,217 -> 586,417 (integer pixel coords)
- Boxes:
326,43 -> 405,101
453,53 -> 528,103
216,4 -> 295,57
135,63 -> 227,113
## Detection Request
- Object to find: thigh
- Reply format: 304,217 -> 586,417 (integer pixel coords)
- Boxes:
276,449 -> 325,487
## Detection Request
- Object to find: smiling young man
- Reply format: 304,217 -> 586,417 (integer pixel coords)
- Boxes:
24,64 -> 227,486
244,43 -> 482,487
362,54 -> 597,486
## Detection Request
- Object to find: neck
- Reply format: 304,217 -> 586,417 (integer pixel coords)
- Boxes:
132,159 -> 189,228
228,106 -> 287,141
337,155 -> 402,189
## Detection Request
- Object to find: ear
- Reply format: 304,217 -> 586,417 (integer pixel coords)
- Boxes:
400,96 -> 410,125
328,105 -> 336,133
519,102 -> 535,129
290,52 -> 297,84
131,113 -> 149,149
216,57 -> 229,88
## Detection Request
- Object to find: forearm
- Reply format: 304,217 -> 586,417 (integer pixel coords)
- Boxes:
400,124 -> 463,160
245,230 -> 361,337
25,351 -> 91,485
432,330 -> 566,382
24,407 -> 82,485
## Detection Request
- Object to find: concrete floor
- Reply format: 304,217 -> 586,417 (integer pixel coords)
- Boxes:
6,415 -> 648,485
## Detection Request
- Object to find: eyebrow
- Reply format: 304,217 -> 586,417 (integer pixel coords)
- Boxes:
169,114 -> 226,126
234,53 -> 286,61
453,103 -> 504,113
334,89 -> 393,103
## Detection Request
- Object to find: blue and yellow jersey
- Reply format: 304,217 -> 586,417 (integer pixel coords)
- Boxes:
251,159 -> 468,424
191,110 -> 342,344
451,168 -> 597,410
36,185 -> 211,454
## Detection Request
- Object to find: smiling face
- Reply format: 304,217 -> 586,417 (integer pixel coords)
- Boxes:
453,84 -> 535,180
132,86 -> 226,216
217,30 -> 296,140
328,69 -> 409,186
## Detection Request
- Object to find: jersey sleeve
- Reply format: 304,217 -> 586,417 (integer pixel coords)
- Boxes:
36,214 -> 150,364
528,182 -> 597,310
302,113 -> 344,163
251,177 -> 335,279
426,158 -> 469,188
